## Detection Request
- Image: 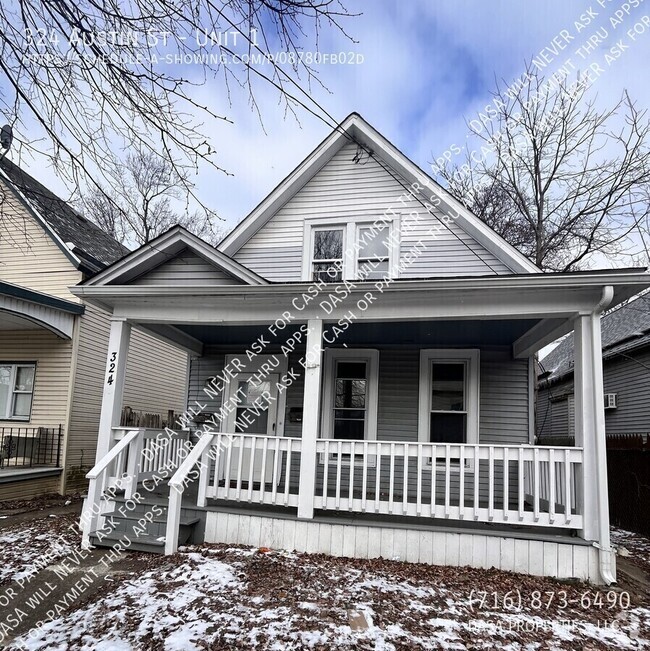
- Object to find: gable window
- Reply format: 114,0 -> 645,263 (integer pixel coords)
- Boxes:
321,349 -> 379,447
356,225 -> 390,280
311,228 -> 344,283
0,363 -> 36,420
303,218 -> 399,282
418,350 -> 479,458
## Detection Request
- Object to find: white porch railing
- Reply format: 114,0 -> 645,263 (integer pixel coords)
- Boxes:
311,440 -> 583,529
193,435 -> 582,530
202,432 -> 302,508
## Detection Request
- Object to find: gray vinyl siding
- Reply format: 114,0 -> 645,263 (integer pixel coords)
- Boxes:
233,142 -> 512,281
538,345 -> 650,439
601,347 -> 650,435
536,378 -> 572,440
188,346 -> 530,442
131,249 -> 242,286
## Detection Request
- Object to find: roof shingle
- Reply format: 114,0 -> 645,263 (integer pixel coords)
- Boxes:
0,157 -> 129,269
540,294 -> 650,383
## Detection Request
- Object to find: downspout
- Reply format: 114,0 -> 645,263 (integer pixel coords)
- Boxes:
593,285 -> 615,584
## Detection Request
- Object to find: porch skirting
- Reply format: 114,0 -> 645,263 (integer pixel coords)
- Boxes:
204,510 -> 608,584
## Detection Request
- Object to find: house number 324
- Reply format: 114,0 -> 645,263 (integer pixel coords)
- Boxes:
107,352 -> 117,385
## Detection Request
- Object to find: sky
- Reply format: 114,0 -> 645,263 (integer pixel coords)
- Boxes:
5,0 -> 650,238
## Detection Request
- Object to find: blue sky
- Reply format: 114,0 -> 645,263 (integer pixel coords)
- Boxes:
8,0 -> 650,234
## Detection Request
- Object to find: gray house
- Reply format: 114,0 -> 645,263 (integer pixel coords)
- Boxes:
73,114 -> 650,585
538,294 -> 650,441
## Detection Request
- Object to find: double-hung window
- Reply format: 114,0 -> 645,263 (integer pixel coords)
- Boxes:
0,363 -> 36,420
418,350 -> 479,463
311,228 -> 344,283
321,349 -> 379,461
356,224 -> 390,280
304,218 -> 399,282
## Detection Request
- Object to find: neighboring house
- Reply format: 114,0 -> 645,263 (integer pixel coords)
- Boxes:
0,158 -> 189,501
538,294 -> 650,441
75,114 -> 650,585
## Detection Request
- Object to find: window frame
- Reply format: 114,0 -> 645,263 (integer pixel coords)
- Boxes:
418,349 -> 479,467
0,362 -> 36,421
302,216 -> 400,282
320,348 -> 379,465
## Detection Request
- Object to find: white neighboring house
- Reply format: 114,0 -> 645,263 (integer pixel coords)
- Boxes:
74,114 -> 650,585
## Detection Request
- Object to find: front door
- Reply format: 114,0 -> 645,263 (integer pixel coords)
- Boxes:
223,374 -> 280,485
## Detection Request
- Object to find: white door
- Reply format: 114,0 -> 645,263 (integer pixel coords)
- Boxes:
223,374 -> 280,485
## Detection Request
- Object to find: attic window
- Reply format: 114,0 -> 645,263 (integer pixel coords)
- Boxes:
312,228 -> 343,283
303,217 -> 399,283
356,225 -> 390,279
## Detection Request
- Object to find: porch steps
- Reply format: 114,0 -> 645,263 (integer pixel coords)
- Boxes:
91,496 -> 204,554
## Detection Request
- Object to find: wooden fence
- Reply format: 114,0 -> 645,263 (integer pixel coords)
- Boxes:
532,434 -> 650,536
120,407 -> 176,429
606,436 -> 650,536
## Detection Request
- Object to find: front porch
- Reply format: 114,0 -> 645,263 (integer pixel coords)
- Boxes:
73,270 -> 650,584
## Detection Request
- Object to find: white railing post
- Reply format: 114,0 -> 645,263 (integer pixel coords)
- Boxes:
124,430 -> 144,499
165,433 -> 214,555
96,318 -> 131,461
297,319 -> 323,519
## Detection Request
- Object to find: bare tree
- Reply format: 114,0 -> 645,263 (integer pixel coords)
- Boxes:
79,150 -> 224,247
0,0 -> 354,228
438,67 -> 650,271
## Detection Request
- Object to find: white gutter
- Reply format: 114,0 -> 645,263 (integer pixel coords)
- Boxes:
593,286 -> 617,585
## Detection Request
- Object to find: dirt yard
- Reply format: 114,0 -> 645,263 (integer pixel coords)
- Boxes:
1,499 -> 649,650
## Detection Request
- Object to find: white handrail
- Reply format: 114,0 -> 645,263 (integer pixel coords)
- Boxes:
81,428 -> 141,548
165,433 -> 214,555
86,428 -> 141,480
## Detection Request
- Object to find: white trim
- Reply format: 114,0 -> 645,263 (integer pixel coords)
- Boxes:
0,294 -> 76,339
0,362 -> 36,420
418,349 -> 480,450
219,113 -> 541,275
528,356 -> 536,444
320,349 -> 379,451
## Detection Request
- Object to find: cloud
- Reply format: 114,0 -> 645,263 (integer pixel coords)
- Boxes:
4,0 -> 650,237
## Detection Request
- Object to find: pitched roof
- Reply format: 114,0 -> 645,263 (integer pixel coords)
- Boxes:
219,113 -> 541,275
81,225 -> 268,287
540,293 -> 650,384
0,157 -> 128,271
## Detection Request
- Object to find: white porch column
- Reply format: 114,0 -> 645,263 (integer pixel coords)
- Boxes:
297,318 -> 323,520
96,317 -> 132,461
574,313 -> 609,547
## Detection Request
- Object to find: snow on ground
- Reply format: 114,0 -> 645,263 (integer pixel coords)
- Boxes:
10,543 -> 650,651
612,528 -> 650,566
0,513 -> 80,585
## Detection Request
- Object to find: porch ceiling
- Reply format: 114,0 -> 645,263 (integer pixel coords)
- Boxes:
71,268 -> 650,357
176,319 -> 544,348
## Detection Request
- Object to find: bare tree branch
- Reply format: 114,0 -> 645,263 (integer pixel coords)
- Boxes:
438,66 -> 650,271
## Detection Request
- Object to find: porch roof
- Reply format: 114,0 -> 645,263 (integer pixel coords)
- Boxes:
70,268 -> 650,357
0,280 -> 84,339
